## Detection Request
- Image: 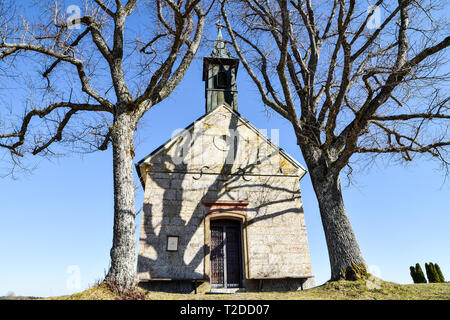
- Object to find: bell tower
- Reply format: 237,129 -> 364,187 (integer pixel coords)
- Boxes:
202,22 -> 239,114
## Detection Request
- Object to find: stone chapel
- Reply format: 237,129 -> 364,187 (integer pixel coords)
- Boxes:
135,27 -> 314,293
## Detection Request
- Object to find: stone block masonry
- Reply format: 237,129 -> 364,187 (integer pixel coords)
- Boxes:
136,105 -> 313,291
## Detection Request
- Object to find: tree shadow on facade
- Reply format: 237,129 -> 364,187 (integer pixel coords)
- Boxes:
137,111 -> 304,292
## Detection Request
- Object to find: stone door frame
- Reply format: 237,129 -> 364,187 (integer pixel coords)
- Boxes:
202,200 -> 249,286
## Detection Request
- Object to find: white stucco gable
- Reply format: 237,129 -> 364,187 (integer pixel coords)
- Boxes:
136,104 -> 307,188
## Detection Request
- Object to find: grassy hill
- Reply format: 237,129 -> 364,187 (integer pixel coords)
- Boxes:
42,278 -> 450,300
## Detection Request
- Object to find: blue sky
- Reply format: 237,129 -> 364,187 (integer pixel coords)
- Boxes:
1,57 -> 448,297
0,2 -> 449,297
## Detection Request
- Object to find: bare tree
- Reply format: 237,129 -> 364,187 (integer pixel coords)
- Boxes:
0,0 -> 209,291
221,0 -> 450,280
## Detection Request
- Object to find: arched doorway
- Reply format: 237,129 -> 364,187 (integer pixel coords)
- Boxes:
210,219 -> 243,288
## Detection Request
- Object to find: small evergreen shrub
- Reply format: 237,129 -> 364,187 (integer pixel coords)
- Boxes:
434,263 -> 445,283
415,263 -> 427,283
410,266 -> 418,283
425,262 -> 441,283
425,263 -> 433,282
409,263 -> 427,283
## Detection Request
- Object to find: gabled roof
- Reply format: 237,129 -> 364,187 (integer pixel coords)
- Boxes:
135,104 -> 307,188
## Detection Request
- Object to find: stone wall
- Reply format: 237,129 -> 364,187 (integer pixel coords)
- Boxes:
136,105 -> 313,288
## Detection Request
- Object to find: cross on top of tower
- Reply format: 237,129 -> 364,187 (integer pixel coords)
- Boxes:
216,19 -> 223,32
210,19 -> 233,59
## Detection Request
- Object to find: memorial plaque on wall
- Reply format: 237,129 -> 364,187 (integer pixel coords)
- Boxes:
167,236 -> 179,251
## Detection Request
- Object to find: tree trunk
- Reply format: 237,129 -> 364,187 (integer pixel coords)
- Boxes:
105,112 -> 137,291
303,147 -> 367,281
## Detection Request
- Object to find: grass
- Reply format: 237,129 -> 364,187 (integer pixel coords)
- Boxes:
42,278 -> 450,300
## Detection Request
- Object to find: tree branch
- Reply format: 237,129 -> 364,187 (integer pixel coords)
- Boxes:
0,102 -> 110,156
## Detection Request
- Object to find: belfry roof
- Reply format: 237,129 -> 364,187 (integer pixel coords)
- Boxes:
210,25 -> 234,59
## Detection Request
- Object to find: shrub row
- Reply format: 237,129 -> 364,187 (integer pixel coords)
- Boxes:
410,262 -> 445,283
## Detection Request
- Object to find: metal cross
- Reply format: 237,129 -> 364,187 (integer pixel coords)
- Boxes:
216,19 -> 223,32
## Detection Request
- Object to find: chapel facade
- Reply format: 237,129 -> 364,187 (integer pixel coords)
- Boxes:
135,28 -> 314,293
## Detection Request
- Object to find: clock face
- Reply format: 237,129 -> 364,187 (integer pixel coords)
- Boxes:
213,134 -> 231,151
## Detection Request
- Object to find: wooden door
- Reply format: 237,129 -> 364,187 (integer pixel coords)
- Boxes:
225,224 -> 241,287
210,220 -> 242,288
210,225 -> 225,287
